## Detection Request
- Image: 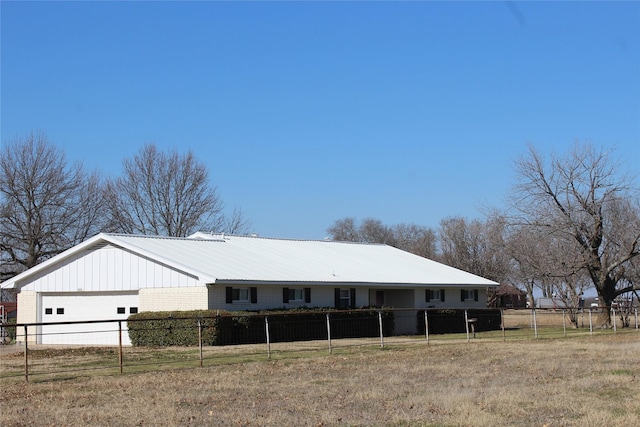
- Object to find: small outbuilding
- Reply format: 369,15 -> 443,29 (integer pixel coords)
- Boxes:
2,232 -> 498,345
488,284 -> 528,308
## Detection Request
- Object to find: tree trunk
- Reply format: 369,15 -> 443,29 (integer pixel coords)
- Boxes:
595,278 -> 617,328
596,305 -> 611,328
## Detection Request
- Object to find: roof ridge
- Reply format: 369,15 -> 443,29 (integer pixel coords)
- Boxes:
105,232 -> 388,246
106,233 -> 222,242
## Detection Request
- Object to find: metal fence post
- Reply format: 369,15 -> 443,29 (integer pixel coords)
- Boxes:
198,319 -> 203,368
24,324 -> 29,383
533,309 -> 538,339
501,308 -> 506,342
118,320 -> 123,374
589,309 -> 593,336
378,311 -> 384,349
264,315 -> 271,359
562,310 -> 566,337
635,308 -> 638,331
326,312 -> 332,354
530,309 -> 534,329
612,308 -> 617,333
424,310 -> 429,345
464,310 -> 470,342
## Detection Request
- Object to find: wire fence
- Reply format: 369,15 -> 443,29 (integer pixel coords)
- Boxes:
1,307 -> 638,383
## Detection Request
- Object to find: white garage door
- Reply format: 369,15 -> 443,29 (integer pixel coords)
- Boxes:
40,293 -> 139,345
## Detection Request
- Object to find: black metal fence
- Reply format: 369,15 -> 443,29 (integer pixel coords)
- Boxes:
1,307 -> 638,383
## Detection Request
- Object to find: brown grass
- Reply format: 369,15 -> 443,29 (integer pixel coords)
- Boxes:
1,333 -> 639,426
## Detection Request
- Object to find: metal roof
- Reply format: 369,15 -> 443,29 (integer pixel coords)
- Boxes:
2,233 -> 499,289
108,233 -> 498,286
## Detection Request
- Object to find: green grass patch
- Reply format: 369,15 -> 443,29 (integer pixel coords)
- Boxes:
611,369 -> 636,376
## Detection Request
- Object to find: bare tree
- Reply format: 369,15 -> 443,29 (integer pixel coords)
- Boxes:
614,256 -> 639,328
327,217 -> 360,242
359,218 -> 395,245
223,207 -> 252,236
106,144 -> 229,237
510,142 -> 640,327
437,216 -> 510,283
504,219 -> 588,312
0,132 -> 106,281
504,224 -> 546,307
327,217 -> 437,258
543,233 -> 593,326
438,217 -> 473,270
392,223 -> 437,259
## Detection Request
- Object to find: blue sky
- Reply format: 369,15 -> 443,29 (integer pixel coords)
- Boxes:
2,1 -> 639,239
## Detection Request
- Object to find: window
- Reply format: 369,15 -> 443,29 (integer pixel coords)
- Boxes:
335,288 -> 355,309
117,307 -> 126,314
56,308 -> 64,315
289,288 -> 304,301
45,308 -> 53,315
339,289 -> 350,307
226,287 -> 257,304
461,289 -> 479,302
233,288 -> 250,302
282,287 -> 311,303
426,289 -> 446,303
130,307 -> 138,314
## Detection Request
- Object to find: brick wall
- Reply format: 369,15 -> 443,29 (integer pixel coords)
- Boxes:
140,287 -> 208,312
16,291 -> 37,343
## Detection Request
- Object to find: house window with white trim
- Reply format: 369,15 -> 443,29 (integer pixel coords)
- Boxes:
282,287 -> 311,304
426,289 -> 446,303
461,289 -> 479,302
335,288 -> 356,309
289,288 -> 304,302
233,288 -> 249,302
226,287 -> 258,304
339,289 -> 350,307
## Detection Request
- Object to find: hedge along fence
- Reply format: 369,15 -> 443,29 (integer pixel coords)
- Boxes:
264,308 -> 394,343
127,310 -> 217,346
416,309 -> 503,335
127,308 -> 395,347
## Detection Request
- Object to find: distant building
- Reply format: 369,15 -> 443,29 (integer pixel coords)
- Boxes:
489,284 -> 527,308
535,297 -> 568,309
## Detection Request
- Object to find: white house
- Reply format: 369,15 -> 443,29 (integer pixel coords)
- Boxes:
2,232 -> 498,345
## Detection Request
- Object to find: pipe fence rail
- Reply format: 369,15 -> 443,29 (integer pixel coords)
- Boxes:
1,307 -> 638,383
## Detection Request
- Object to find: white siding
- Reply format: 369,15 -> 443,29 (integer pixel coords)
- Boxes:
415,287 -> 488,309
19,245 -> 200,293
207,285 -> 369,311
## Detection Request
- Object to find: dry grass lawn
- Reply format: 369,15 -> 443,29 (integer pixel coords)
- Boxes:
1,333 -> 639,426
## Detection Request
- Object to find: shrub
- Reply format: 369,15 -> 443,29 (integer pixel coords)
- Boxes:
3,317 -> 17,343
127,310 -> 226,346
128,308 -> 395,347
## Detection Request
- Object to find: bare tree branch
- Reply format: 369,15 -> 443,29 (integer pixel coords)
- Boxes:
508,142 -> 640,327
105,144 -> 227,237
1,132 -> 106,280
